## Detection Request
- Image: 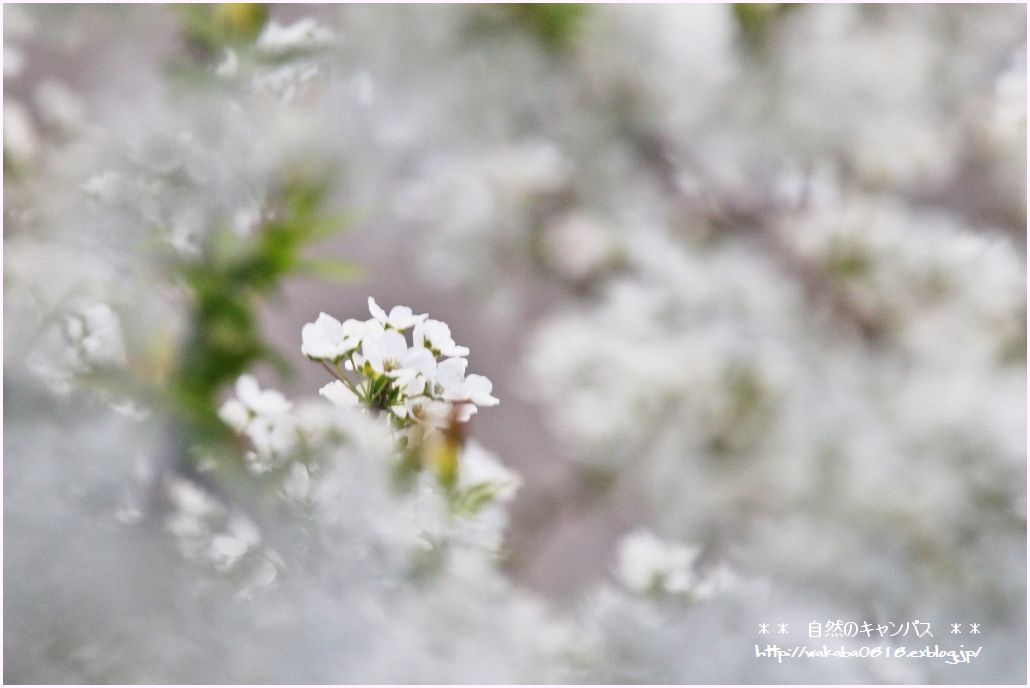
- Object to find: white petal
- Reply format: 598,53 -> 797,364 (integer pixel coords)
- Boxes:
441,344 -> 470,357
341,318 -> 366,337
313,311 -> 342,332
436,357 -> 468,390
301,312 -> 344,359
615,529 -> 698,595
218,398 -> 250,432
424,319 -> 450,343
300,323 -> 326,359
401,347 -> 437,377
251,389 -> 293,416
236,375 -> 292,415
235,375 -> 261,407
361,338 -> 385,373
419,319 -> 466,356
319,380 -> 358,408
453,402 -> 478,423
419,400 -> 452,428
339,318 -> 366,352
368,296 -> 388,324
301,325 -> 333,359
283,463 -> 311,501
465,374 -> 499,407
459,441 -> 521,501
401,374 -> 426,397
387,305 -> 415,329
379,330 -> 408,360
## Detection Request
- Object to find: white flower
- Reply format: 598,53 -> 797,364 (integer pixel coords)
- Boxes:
282,463 -> 312,502
459,441 -> 522,502
208,535 -> 248,571
359,326 -> 409,373
293,399 -> 344,443
389,346 -> 438,396
301,313 -> 342,360
245,413 -> 297,469
167,478 -> 221,520
453,402 -> 478,423
218,399 -> 250,433
437,359 -> 499,407
81,170 -> 126,203
3,101 -> 37,167
232,204 -> 261,236
319,380 -> 358,408
402,396 -> 453,428
208,515 -> 261,572
414,318 -> 470,357
301,313 -> 365,361
66,302 -> 127,368
256,17 -> 334,56
541,212 -> 618,281
398,395 -> 479,427
368,297 -> 425,331
435,357 -> 468,394
457,375 -> 499,407
219,376 -> 297,471
616,529 -> 699,595
303,299 -> 499,435
235,375 -> 292,416
215,48 -> 239,79
34,79 -> 84,132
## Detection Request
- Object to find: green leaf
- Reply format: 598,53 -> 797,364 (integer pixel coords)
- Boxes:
179,3 -> 268,55
452,482 -> 500,515
509,4 -> 588,51
303,210 -> 358,242
295,259 -> 365,283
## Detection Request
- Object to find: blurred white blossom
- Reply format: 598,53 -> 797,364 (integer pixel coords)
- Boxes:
616,529 -> 699,596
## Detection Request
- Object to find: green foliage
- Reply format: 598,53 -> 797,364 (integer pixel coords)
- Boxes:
508,4 -> 588,51
170,175 -> 358,452
451,482 -> 501,516
179,3 -> 269,57
469,4 -> 588,54
826,237 -> 872,281
732,4 -> 797,49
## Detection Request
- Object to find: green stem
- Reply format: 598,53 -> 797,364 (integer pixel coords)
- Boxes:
320,360 -> 360,398
320,360 -> 344,382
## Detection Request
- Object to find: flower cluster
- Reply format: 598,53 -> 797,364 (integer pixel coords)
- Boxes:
24,299 -> 128,398
615,529 -> 700,596
612,529 -> 738,603
217,17 -> 337,104
302,297 -> 499,431
217,374 -> 297,473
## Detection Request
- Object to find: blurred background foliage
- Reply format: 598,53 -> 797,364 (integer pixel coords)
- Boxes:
169,174 -> 357,457
159,2 -> 594,470
180,3 -> 269,57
